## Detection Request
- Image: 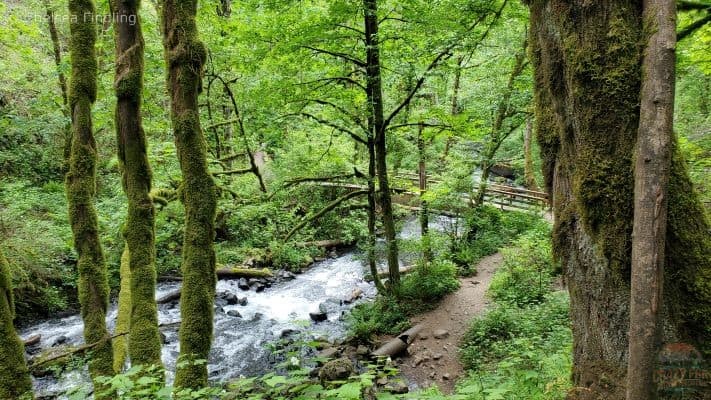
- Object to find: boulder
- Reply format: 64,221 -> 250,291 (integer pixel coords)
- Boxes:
310,311 -> 328,322
238,278 -> 250,291
227,310 -> 242,318
318,357 -> 354,382
225,293 -> 239,305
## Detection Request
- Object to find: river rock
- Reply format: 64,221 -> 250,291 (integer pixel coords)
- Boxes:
238,296 -> 248,306
318,358 -> 353,382
227,310 -> 242,318
252,312 -> 264,322
215,306 -> 224,314
433,329 -> 449,339
252,282 -> 266,292
280,328 -> 298,338
356,345 -> 369,356
310,311 -> 327,322
318,347 -> 339,359
384,381 -> 409,394
225,292 -> 239,305
160,331 -> 169,344
238,278 -> 250,290
52,335 -> 68,347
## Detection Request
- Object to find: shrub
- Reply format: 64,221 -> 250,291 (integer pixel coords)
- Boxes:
488,228 -> 555,306
347,297 -> 410,343
399,259 -> 460,303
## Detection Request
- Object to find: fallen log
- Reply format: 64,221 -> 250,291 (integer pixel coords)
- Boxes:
364,266 -> 415,282
156,289 -> 181,304
29,332 -> 128,370
295,239 -> 351,249
216,267 -> 273,279
372,324 -> 423,358
23,334 -> 41,346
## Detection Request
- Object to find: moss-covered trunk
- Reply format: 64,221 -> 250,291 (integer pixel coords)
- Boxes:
160,0 -> 218,389
364,0 -> 400,289
529,1 -> 711,397
113,247 -> 131,372
0,250 -> 33,399
66,0 -> 114,393
112,0 -> 163,370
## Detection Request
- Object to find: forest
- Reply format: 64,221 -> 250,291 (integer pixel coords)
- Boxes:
0,0 -> 709,399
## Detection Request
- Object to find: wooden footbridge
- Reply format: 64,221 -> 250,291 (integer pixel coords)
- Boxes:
305,172 -> 550,213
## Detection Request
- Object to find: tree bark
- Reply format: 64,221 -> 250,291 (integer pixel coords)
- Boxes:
418,123 -> 432,262
112,0 -> 163,371
442,56 -> 464,160
66,0 -> 115,392
364,0 -> 400,289
528,1 -> 711,398
0,250 -> 33,399
113,247 -> 131,372
160,0 -> 218,389
626,0 -> 676,398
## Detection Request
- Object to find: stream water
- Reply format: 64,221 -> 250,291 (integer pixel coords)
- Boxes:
20,216 -> 458,398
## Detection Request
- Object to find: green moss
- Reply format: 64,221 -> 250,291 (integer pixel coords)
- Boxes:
0,250 -> 34,399
161,0 -> 218,389
112,0 -> 163,371
664,144 -> 711,354
66,0 -> 114,393
113,247 -> 131,373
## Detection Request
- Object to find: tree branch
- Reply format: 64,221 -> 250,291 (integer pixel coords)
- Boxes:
284,190 -> 369,242
297,112 -> 367,145
677,12 -> 711,40
302,45 -> 366,67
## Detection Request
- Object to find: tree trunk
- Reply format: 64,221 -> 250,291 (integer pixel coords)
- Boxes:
112,0 -> 163,370
626,0 -> 676,398
0,250 -> 33,399
474,35 -> 527,206
113,247 -> 131,373
523,117 -> 538,190
529,2 -> 711,398
160,0 -> 218,389
367,137 -> 385,293
418,123 -> 432,262
66,0 -> 115,392
442,56 -> 463,160
364,0 -> 399,289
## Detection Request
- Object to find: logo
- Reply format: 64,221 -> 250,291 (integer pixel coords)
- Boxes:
655,342 -> 710,398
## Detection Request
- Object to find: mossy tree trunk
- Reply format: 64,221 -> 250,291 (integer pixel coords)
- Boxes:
528,1 -> 711,398
111,0 -> 163,371
113,247 -> 131,372
522,117 -> 538,190
160,0 -> 218,389
0,250 -> 33,399
364,0 -> 400,290
66,0 -> 115,394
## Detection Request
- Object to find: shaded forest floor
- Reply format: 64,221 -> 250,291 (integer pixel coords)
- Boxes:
395,253 -> 504,393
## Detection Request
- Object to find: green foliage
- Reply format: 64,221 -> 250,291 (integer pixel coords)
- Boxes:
399,259 -> 460,304
347,297 -> 410,343
488,227 -> 555,306
449,206 -> 546,274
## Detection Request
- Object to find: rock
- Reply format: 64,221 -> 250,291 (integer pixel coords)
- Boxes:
376,377 -> 388,386
419,335 -> 428,341
225,293 -> 239,305
428,372 -> 436,379
310,311 -> 328,322
23,334 -> 41,347
227,310 -> 242,318
384,381 -> 409,394
52,335 -> 68,347
280,329 -> 298,338
281,271 -> 296,280
433,353 -> 443,360
252,312 -> 264,322
215,306 -> 224,314
433,329 -> 450,339
318,358 -> 354,382
414,355 -> 430,366
356,345 -> 369,356
160,332 -> 169,344
214,297 -> 227,307
309,367 -> 321,378
318,347 -> 339,359
442,373 -> 451,381
328,250 -> 338,259
238,278 -> 250,290
237,296 -> 248,306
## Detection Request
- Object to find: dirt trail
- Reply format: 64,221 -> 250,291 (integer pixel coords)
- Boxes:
397,252 -> 503,393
